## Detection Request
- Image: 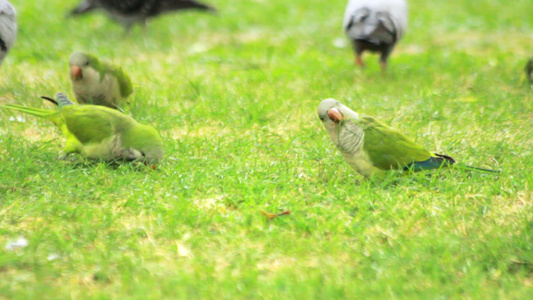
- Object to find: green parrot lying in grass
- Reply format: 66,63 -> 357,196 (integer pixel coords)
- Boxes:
69,51 -> 133,110
2,93 -> 163,164
317,98 -> 499,177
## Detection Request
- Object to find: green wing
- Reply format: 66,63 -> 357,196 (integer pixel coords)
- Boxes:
112,66 -> 133,98
102,61 -> 133,98
360,116 -> 433,170
62,106 -> 115,144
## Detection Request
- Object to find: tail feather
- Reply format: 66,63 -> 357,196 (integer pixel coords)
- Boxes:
55,93 -> 75,108
405,153 -> 499,174
404,153 -> 454,171
434,153 -> 499,174
160,0 -> 216,13
69,0 -> 99,16
453,164 -> 500,174
41,96 -> 58,106
2,104 -> 60,124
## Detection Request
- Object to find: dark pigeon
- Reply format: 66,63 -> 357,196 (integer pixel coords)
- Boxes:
69,0 -> 216,31
343,0 -> 407,72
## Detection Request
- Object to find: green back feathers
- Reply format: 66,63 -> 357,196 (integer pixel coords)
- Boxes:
360,116 -> 433,170
121,123 -> 163,154
61,105 -> 137,144
56,93 -> 76,108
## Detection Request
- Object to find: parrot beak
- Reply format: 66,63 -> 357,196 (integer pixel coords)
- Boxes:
70,66 -> 83,80
327,108 -> 343,123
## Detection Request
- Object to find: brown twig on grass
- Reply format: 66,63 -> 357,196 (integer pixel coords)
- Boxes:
260,210 -> 291,221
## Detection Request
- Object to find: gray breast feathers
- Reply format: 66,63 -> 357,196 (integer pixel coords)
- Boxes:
337,121 -> 365,154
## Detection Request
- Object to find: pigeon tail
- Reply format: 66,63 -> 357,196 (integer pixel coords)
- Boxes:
158,0 -> 216,14
69,0 -> 99,16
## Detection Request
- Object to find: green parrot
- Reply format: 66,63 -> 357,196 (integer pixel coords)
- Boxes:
526,58 -> 533,85
69,51 -> 133,109
2,93 -> 163,164
317,98 -> 499,177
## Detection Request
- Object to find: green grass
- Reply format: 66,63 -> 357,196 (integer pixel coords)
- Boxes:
1,0 -> 533,298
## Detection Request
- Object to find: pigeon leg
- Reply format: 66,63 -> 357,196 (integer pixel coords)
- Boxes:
122,22 -> 135,36
380,47 -> 393,74
141,20 -> 148,34
355,54 -> 365,67
380,61 -> 387,75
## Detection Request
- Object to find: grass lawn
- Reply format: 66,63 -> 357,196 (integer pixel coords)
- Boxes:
1,0 -> 532,298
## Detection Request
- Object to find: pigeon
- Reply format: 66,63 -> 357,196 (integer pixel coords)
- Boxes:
69,0 -> 216,31
0,0 -> 16,65
343,0 -> 407,72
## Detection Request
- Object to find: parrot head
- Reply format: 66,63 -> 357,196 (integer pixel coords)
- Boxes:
139,141 -> 164,165
69,51 -> 101,81
318,98 -> 363,151
317,98 -> 360,128
122,124 -> 165,165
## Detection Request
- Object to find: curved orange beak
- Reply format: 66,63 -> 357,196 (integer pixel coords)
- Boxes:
328,108 -> 343,123
70,66 -> 82,80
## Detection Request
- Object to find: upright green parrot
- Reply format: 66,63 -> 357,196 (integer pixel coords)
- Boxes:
69,51 -> 133,109
526,58 -> 533,85
317,98 -> 499,177
2,93 -> 163,164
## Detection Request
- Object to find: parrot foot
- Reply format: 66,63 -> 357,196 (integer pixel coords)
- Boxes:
58,152 -> 76,161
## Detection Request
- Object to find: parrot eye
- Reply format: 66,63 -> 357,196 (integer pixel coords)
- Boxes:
85,61 -> 90,66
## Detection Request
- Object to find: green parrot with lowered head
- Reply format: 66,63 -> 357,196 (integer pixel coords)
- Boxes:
2,93 -> 163,164
317,98 -> 499,177
69,51 -> 133,110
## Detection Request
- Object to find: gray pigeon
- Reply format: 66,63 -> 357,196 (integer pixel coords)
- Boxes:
69,0 -> 216,31
0,0 -> 16,65
343,0 -> 407,72
526,58 -> 533,85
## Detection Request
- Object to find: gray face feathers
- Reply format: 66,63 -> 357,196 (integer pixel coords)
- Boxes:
317,98 -> 360,126
69,0 -> 216,30
68,51 -> 96,81
317,98 -> 342,124
343,0 -> 407,70
0,0 -> 17,65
